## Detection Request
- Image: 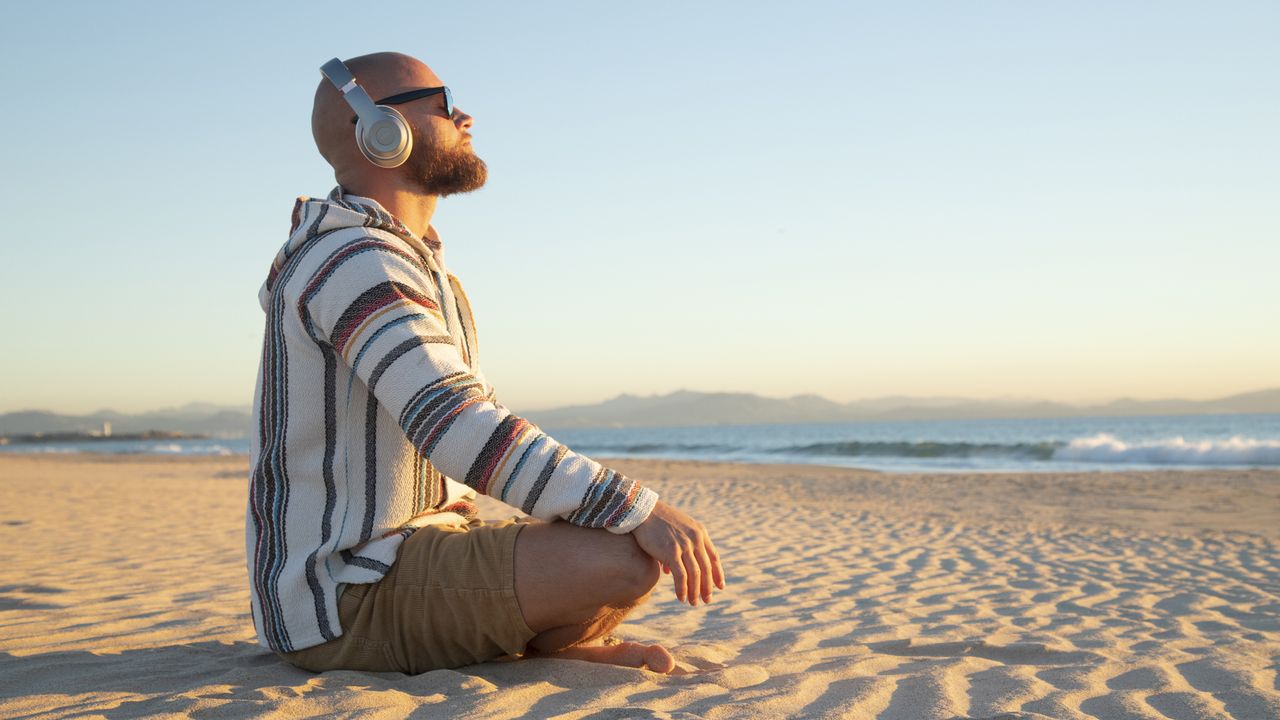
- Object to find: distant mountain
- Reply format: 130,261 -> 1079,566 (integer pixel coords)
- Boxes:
0,403 -> 252,437
523,389 -> 853,429
519,387 -> 1280,429
3,388 -> 1277,435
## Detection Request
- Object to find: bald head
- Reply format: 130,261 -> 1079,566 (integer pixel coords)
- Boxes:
311,52 -> 444,181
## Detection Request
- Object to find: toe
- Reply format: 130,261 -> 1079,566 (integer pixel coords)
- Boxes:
642,644 -> 676,674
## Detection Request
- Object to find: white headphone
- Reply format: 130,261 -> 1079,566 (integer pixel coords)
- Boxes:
319,57 -> 412,168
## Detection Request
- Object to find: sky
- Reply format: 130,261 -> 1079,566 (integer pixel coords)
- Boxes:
1,1 -> 1276,415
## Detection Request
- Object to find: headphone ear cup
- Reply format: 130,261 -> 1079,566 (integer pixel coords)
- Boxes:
354,105 -> 413,168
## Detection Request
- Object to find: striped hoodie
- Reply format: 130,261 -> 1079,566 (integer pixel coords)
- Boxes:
246,187 -> 659,653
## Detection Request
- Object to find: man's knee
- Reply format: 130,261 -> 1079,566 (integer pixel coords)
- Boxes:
609,534 -> 661,605
513,520 -> 661,630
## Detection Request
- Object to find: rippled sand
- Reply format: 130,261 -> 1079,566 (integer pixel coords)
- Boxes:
1,454 -> 1277,719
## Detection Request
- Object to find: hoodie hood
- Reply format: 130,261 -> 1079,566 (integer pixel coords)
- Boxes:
260,186 -> 443,310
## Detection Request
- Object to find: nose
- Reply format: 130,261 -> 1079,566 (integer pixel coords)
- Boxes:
454,108 -> 474,131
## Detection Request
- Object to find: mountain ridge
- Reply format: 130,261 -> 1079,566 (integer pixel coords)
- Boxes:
2,389 -> 1276,435
521,387 -> 1280,429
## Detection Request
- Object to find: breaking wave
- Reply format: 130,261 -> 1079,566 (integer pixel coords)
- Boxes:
777,436 -> 1279,466
580,435 -> 1279,467
1052,433 -> 1280,466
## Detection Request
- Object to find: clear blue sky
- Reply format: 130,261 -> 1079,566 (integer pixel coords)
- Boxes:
2,1 -> 1276,414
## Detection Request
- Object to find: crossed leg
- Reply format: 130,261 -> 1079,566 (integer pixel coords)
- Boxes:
511,518 -> 675,673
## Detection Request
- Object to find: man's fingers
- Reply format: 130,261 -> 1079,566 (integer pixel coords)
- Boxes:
695,541 -> 715,603
707,538 -> 725,589
669,550 -> 687,602
682,544 -> 700,606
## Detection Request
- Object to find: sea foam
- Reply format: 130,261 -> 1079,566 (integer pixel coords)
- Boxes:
1053,433 -> 1280,466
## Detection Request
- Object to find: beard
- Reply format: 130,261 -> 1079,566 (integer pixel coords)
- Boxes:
406,125 -> 488,197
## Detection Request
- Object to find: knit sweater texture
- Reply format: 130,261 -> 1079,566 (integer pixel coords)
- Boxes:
245,187 -> 659,653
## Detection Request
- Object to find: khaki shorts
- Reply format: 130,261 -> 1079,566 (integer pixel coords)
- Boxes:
277,516 -> 539,674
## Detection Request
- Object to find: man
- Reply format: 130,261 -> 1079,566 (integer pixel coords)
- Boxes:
246,51 -> 724,676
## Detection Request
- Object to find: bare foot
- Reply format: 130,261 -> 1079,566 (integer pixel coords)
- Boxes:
527,641 -> 676,674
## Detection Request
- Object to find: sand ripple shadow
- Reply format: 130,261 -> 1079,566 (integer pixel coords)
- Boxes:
868,639 -> 1103,666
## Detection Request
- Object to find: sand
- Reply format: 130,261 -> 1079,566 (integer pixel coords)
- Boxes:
1,453 -> 1277,719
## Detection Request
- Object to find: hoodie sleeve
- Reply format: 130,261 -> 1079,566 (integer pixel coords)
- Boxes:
292,234 -> 658,534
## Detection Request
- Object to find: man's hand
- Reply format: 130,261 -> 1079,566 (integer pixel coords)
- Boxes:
631,500 -> 725,607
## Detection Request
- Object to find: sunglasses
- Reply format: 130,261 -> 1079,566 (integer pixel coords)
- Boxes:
351,86 -> 454,124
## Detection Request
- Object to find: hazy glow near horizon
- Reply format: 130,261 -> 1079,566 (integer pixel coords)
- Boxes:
1,2 -> 1276,415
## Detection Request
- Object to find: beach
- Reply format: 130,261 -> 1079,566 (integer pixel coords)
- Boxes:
1,453 -> 1277,719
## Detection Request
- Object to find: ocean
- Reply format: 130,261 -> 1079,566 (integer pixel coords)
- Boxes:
3,412 -> 1278,474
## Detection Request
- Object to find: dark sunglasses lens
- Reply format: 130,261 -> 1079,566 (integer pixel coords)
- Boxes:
444,87 -> 454,117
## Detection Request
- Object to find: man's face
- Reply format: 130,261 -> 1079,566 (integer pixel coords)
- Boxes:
403,101 -> 487,197
312,53 -> 489,194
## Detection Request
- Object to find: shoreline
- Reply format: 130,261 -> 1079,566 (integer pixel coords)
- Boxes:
2,448 -> 1277,477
